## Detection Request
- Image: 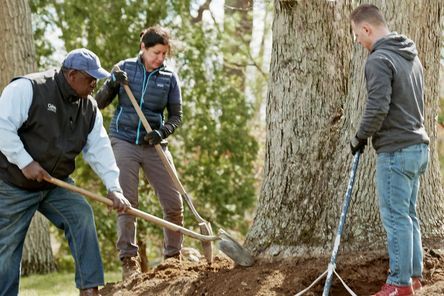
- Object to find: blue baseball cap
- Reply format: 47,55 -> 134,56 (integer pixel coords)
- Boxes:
62,48 -> 110,79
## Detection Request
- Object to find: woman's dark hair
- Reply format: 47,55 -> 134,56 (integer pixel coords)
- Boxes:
140,25 -> 171,54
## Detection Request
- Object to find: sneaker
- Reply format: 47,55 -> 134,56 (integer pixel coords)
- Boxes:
371,283 -> 414,296
412,277 -> 422,291
121,256 -> 141,281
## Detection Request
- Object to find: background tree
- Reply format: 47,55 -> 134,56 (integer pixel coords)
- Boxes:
172,0 -> 258,233
30,0 -> 260,269
0,0 -> 55,275
245,0 -> 444,256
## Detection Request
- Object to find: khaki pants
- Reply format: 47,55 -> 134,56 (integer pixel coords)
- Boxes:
111,137 -> 183,259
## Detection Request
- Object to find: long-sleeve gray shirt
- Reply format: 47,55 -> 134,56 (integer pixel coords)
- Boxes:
357,32 -> 429,153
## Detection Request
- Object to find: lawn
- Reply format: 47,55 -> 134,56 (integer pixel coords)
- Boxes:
19,271 -> 121,296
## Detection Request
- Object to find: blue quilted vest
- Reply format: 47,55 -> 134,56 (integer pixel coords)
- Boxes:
109,57 -> 173,144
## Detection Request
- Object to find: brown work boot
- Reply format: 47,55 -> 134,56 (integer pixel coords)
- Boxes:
164,252 -> 182,262
121,256 -> 141,281
79,287 -> 100,296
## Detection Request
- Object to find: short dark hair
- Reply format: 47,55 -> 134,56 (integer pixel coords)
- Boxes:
350,4 -> 386,26
140,25 -> 171,53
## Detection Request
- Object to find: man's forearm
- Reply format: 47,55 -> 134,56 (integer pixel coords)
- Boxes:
95,81 -> 118,109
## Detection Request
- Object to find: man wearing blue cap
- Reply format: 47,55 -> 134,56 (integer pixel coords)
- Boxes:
0,48 -> 131,296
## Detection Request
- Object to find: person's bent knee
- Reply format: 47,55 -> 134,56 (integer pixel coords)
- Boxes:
71,200 -> 96,227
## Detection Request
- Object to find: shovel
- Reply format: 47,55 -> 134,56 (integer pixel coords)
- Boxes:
44,176 -> 254,266
115,66 -> 215,263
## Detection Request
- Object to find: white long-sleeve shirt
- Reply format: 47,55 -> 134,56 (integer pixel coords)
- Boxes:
0,78 -> 122,192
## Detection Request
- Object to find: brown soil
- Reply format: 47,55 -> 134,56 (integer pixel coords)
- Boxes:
101,248 -> 444,296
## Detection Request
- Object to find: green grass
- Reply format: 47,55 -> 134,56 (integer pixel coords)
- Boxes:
19,271 -> 121,296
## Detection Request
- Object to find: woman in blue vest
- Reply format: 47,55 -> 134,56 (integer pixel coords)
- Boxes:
95,25 -> 183,280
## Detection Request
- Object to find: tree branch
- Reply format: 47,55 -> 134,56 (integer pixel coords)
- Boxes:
191,0 -> 212,24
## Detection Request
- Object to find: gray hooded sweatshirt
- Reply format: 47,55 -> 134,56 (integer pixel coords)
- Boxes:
356,32 -> 429,153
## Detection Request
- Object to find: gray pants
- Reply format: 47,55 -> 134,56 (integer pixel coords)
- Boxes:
111,137 -> 183,259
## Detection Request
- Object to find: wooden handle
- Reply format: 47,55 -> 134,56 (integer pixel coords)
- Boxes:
45,176 -> 113,206
43,176 -> 218,242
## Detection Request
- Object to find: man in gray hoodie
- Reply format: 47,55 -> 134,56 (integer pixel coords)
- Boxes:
350,4 -> 429,296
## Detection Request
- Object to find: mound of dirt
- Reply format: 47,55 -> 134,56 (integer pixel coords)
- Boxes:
101,248 -> 444,296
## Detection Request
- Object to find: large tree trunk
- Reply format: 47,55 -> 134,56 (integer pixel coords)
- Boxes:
245,0 -> 444,257
21,215 -> 56,275
0,0 -> 55,275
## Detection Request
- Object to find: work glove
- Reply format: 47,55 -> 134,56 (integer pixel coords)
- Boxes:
109,69 -> 128,88
144,130 -> 163,145
107,191 -> 131,213
350,135 -> 367,155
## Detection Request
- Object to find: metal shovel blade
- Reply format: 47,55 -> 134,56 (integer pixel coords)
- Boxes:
217,229 -> 254,267
199,222 -> 214,264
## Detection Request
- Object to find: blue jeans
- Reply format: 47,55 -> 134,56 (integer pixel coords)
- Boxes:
376,143 -> 429,286
0,179 -> 104,296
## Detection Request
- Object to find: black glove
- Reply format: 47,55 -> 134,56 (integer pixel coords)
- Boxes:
144,130 -> 163,145
110,69 -> 128,87
350,135 -> 367,155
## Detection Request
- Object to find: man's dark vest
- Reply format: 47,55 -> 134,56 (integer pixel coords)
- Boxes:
0,69 -> 97,190
109,57 -> 173,144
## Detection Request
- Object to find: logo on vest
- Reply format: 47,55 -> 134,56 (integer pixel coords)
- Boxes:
156,83 -> 164,88
47,103 -> 57,113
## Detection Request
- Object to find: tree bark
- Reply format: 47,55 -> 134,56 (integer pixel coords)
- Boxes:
0,0 -> 56,275
245,0 -> 444,257
21,214 -> 56,275
0,0 -> 36,89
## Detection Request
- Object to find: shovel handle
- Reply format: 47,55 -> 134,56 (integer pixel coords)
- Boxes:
43,176 -> 219,242
45,176 -> 113,206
